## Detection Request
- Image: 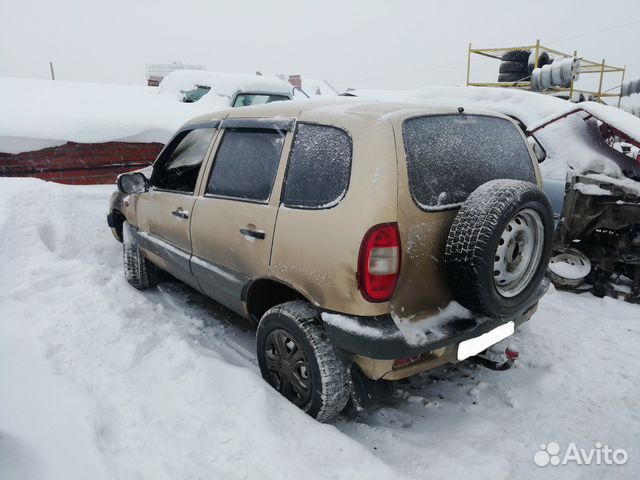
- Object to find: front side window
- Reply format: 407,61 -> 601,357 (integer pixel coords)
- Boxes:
206,128 -> 285,201
403,115 -> 536,210
282,124 -> 352,209
232,94 -> 289,108
152,128 -> 215,193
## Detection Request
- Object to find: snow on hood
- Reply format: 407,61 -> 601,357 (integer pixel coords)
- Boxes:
531,103 -> 640,181
0,76 -> 231,154
531,101 -> 640,146
158,70 -> 293,103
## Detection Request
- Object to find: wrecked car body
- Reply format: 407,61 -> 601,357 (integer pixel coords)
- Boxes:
528,103 -> 640,303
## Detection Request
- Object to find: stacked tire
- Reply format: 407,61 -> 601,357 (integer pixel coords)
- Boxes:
498,50 -> 530,83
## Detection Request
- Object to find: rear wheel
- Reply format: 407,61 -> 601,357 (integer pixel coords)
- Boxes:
256,301 -> 350,422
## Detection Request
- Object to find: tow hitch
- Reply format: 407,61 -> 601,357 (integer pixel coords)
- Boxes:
470,346 -> 519,371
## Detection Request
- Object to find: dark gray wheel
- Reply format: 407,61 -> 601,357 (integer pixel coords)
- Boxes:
445,180 -> 553,317
256,301 -> 350,422
122,222 -> 160,290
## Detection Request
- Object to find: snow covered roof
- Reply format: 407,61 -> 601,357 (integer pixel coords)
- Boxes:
352,86 -> 571,127
158,70 -> 293,102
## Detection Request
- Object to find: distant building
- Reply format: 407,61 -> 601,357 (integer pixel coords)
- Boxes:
145,61 -> 206,86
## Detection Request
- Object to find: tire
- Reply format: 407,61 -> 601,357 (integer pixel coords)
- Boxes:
122,222 -> 160,289
502,50 -> 531,63
528,51 -> 551,74
256,301 -> 350,422
444,180 -> 553,318
499,61 -> 528,74
498,72 -> 527,83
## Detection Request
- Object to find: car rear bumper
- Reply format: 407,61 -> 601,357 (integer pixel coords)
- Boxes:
321,278 -> 549,362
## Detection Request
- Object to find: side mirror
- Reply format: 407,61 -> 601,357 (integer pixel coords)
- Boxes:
528,136 -> 547,163
117,172 -> 149,194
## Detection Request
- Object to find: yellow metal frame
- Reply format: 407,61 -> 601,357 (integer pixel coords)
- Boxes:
466,39 -> 626,104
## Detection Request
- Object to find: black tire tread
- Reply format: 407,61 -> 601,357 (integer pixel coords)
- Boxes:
502,49 -> 531,63
444,180 -> 552,317
498,72 -> 528,83
499,61 -> 528,74
257,301 -> 350,422
122,222 -> 160,290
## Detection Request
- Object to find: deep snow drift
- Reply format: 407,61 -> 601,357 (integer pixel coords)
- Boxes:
1,178 -> 638,480
0,77 -> 229,154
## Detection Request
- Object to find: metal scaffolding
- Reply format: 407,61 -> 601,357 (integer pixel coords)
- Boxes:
466,40 -> 626,105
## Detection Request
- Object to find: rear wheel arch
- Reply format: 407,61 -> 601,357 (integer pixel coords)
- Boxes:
244,278 -> 313,323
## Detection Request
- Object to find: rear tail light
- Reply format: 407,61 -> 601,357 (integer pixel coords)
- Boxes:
358,223 -> 401,302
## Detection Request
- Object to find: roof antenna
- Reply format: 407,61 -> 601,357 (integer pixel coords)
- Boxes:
458,106 -> 464,113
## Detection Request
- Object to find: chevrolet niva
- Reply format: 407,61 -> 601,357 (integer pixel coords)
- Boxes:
108,99 -> 553,421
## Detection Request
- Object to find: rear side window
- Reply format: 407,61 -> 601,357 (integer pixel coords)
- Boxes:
206,128 -> 284,201
403,115 -> 536,210
152,128 -> 215,193
282,124 -> 352,209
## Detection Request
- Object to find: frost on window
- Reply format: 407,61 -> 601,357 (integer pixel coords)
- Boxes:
283,124 -> 352,209
207,128 -> 284,201
403,115 -> 536,210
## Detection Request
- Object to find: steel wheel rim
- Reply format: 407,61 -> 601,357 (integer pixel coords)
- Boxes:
493,208 -> 544,298
264,329 -> 312,406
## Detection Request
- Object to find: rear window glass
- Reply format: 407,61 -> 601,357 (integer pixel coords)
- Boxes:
403,115 -> 536,210
206,128 -> 284,202
282,124 -> 352,209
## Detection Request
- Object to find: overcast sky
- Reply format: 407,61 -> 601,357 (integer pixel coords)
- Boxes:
1,0 -> 639,92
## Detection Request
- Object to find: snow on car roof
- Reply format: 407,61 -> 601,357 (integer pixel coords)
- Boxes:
352,86 -> 571,127
158,70 -> 293,101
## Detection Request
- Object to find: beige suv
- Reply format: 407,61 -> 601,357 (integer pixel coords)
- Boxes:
109,99 -> 553,421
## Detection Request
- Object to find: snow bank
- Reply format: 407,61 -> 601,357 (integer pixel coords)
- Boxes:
0,178 -> 399,480
1,178 -> 639,479
0,77 -> 230,154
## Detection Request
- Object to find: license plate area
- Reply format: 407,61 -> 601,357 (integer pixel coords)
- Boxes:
457,321 -> 514,361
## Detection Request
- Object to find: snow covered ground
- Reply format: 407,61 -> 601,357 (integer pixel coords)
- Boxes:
1,178 -> 638,480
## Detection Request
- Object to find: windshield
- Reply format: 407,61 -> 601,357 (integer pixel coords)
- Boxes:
232,93 -> 289,108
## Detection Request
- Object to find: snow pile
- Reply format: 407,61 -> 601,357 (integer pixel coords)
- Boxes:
0,77 -> 222,154
0,178 -> 639,479
0,178 -> 398,480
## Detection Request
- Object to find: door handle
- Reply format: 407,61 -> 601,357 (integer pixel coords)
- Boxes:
239,227 -> 265,240
171,208 -> 189,219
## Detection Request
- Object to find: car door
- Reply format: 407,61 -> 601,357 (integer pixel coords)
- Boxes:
133,125 -> 218,288
189,118 -> 293,316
